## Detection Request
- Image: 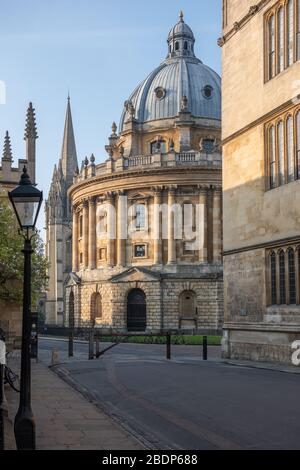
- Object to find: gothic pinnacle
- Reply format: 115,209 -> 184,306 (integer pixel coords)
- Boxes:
2,131 -> 13,161
24,102 -> 38,140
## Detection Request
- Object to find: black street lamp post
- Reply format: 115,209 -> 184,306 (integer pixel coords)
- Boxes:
8,167 -> 43,450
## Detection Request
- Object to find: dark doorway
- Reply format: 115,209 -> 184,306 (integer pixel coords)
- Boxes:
127,289 -> 146,332
69,291 -> 75,329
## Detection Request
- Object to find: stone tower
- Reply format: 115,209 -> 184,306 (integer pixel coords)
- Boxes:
45,97 -> 78,326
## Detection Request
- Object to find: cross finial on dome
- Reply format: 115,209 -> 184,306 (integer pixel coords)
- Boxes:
179,10 -> 184,22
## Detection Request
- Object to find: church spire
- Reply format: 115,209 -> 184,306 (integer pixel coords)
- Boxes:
24,102 -> 38,184
24,102 -> 38,140
2,131 -> 13,161
61,96 -> 78,188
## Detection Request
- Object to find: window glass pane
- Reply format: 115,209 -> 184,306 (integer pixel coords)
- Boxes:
287,116 -> 295,182
288,249 -> 296,304
278,121 -> 285,185
271,252 -> 277,305
280,251 -> 286,304
287,0 -> 294,66
278,8 -> 284,73
136,204 -> 146,229
269,16 -> 276,78
134,245 -> 146,257
269,126 -> 276,188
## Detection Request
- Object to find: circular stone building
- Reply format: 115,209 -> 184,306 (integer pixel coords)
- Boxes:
66,13 -> 223,333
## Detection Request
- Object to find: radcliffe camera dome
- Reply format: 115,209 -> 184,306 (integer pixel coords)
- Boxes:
120,12 -> 221,132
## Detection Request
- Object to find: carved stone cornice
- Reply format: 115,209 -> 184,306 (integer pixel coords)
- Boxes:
218,0 -> 271,47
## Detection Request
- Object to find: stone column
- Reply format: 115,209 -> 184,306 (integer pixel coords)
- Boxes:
168,187 -> 176,265
212,187 -> 222,263
82,200 -> 89,269
88,197 -> 96,270
117,191 -> 127,267
72,206 -> 79,272
153,188 -> 162,264
199,188 -> 208,263
106,192 -> 115,267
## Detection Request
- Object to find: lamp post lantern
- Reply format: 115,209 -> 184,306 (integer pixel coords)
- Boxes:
8,166 -> 43,450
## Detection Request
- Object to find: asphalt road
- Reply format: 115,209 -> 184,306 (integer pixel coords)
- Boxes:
39,338 -> 300,450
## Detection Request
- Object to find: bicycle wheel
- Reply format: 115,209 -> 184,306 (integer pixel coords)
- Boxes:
4,366 -> 20,392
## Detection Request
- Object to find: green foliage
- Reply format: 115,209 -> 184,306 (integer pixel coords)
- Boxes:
99,335 -> 222,346
0,197 -> 48,307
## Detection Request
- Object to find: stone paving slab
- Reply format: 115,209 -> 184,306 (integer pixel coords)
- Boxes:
5,355 -> 143,450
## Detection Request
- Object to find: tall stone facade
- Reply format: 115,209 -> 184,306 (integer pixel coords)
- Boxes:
64,14 -> 224,333
0,103 -> 38,347
45,98 -> 78,325
221,0 -> 300,363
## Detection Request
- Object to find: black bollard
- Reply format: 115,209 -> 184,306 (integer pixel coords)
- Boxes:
166,333 -> 171,360
95,334 -> 100,358
68,330 -> 74,358
203,336 -> 208,361
88,330 -> 94,360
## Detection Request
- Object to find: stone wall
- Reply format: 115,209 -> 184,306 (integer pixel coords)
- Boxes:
65,276 -> 223,333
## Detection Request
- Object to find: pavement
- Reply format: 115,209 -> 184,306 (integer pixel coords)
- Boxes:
5,338 -> 300,450
4,352 -> 143,450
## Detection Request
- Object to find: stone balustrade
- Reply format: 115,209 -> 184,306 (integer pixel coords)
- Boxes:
74,151 -> 222,183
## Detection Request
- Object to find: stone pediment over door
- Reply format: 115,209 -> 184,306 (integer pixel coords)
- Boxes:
64,272 -> 81,287
109,267 -> 161,283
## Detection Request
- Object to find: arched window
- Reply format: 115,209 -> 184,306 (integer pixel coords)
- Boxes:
297,0 -> 300,59
297,111 -> 300,179
175,42 -> 179,51
184,41 -> 188,50
279,250 -> 286,304
287,116 -> 294,182
269,126 -> 276,188
150,140 -> 167,154
269,15 -> 276,78
169,45 -> 172,53
278,7 -> 285,73
270,251 -> 277,305
287,0 -> 294,66
135,204 -> 147,230
278,121 -> 285,185
288,248 -> 296,304
90,292 -> 102,326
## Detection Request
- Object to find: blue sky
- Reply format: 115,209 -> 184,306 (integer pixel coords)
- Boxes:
0,0 -> 222,230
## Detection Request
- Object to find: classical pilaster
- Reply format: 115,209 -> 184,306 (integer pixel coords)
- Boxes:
212,186 -> 222,263
82,199 -> 89,269
153,188 -> 162,265
72,206 -> 79,272
168,187 -> 176,265
106,192 -> 115,267
117,191 -> 127,267
88,197 -> 96,270
199,187 -> 208,263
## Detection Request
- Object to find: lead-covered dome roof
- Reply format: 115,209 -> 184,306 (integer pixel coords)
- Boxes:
120,12 -> 221,132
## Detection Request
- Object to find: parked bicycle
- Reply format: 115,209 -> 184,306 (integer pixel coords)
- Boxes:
4,364 -> 20,393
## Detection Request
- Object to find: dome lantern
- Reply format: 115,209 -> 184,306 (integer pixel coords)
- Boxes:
167,11 -> 196,59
